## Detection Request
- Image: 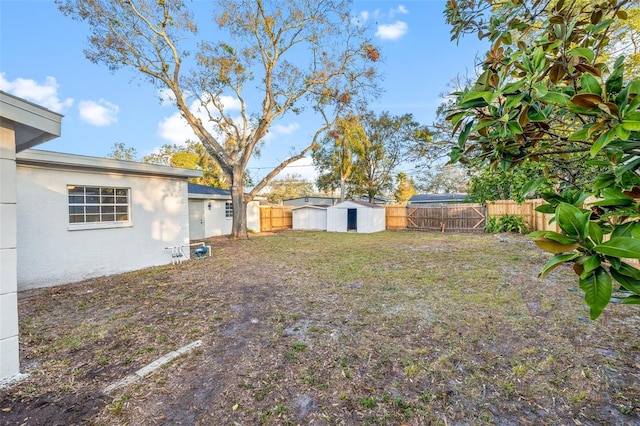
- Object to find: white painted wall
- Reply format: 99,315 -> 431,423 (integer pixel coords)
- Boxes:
16,162 -> 192,290
292,206 -> 327,231
0,119 -> 19,380
326,201 -> 385,233
189,199 -> 260,239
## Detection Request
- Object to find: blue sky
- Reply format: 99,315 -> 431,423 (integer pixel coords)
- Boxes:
0,0 -> 487,184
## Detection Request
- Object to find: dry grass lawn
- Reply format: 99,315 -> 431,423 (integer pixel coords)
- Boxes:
1,230 -> 639,425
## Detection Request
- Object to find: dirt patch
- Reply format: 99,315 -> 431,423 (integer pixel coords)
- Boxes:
1,231 -> 638,425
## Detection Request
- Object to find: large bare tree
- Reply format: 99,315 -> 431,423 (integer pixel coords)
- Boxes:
58,0 -> 380,238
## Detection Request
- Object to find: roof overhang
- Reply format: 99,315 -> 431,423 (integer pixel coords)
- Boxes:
1,91 -> 63,152
16,149 -> 203,179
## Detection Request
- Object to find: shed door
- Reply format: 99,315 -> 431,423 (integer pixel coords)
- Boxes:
347,208 -> 357,231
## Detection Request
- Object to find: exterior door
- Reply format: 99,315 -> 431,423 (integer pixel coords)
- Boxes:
347,208 -> 357,231
188,200 -> 205,240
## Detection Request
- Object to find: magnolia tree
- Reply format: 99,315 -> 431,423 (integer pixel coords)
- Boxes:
445,0 -> 640,318
58,0 -> 380,238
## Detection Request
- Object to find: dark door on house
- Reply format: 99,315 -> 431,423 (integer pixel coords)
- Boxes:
347,208 -> 357,231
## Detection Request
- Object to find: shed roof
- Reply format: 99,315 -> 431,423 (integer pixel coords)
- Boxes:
330,200 -> 384,209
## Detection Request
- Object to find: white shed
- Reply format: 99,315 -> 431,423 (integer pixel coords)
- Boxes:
292,205 -> 327,231
326,200 -> 386,233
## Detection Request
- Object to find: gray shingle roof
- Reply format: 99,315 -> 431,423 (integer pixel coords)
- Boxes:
188,183 -> 230,196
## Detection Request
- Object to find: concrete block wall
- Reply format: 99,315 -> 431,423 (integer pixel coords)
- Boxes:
0,118 -> 19,380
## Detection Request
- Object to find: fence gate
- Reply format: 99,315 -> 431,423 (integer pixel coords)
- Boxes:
407,204 -> 486,232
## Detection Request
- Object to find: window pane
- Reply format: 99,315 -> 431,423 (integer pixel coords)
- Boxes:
69,195 -> 84,204
86,214 -> 100,222
116,206 -> 128,213
116,196 -> 128,204
69,215 -> 85,223
101,188 -> 114,195
102,213 -> 115,221
115,188 -> 128,196
86,196 -> 100,204
68,186 -> 84,195
86,187 -> 100,196
101,206 -> 115,214
101,196 -> 115,204
69,206 -> 84,214
116,213 -> 129,221
86,206 -> 99,214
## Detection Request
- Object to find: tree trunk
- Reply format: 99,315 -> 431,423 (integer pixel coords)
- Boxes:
230,169 -> 248,239
340,175 -> 346,202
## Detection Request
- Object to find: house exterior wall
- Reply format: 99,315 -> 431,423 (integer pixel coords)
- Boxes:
292,207 -> 327,231
16,163 -> 192,290
0,118 -> 19,380
189,199 -> 260,239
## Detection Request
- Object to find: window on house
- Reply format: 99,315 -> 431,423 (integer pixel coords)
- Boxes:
68,185 -> 130,226
225,202 -> 233,218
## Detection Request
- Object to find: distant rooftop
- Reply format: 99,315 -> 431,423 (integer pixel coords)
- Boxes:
409,193 -> 468,203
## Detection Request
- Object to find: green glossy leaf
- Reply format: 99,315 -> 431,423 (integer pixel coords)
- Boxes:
521,177 -> 546,197
588,222 -> 603,245
621,120 -> 640,131
593,173 -> 616,191
590,129 -> 615,157
507,121 -> 523,134
594,237 -> 640,259
579,267 -> 612,320
529,230 -> 577,245
556,202 -> 590,239
580,255 -> 601,279
535,204 -> 556,214
539,253 -> 579,279
567,47 -> 595,63
589,188 -> 635,206
610,268 -> 640,295
620,295 -> 640,304
580,73 -> 601,95
540,92 -> 568,105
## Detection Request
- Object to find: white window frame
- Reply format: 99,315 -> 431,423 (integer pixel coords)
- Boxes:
67,185 -> 132,230
225,202 -> 233,219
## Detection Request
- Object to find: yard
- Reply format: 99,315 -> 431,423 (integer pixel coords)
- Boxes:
1,231 -> 638,425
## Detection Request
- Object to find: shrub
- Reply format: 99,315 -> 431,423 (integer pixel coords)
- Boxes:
485,214 -> 529,234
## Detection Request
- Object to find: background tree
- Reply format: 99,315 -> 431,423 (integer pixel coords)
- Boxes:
264,174 -> 314,205
313,114 -> 369,202
418,163 -> 470,194
394,172 -> 417,204
349,111 -> 427,202
143,141 -> 228,188
107,142 -> 138,161
59,0 -> 379,238
445,0 -> 640,317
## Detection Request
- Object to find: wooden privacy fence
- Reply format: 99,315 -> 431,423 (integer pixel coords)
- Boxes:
385,200 -> 557,233
260,206 -> 292,232
386,204 -> 486,232
486,199 -> 559,232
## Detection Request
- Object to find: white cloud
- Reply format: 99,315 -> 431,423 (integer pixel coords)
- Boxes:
78,99 -> 119,127
390,5 -> 408,18
157,95 -> 242,145
0,73 -> 73,113
376,21 -> 408,41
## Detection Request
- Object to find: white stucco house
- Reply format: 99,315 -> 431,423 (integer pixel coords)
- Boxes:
16,149 -> 201,290
292,205 -> 327,231
326,200 -> 386,233
187,183 -> 260,239
1,91 -> 204,383
1,92 -> 62,382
